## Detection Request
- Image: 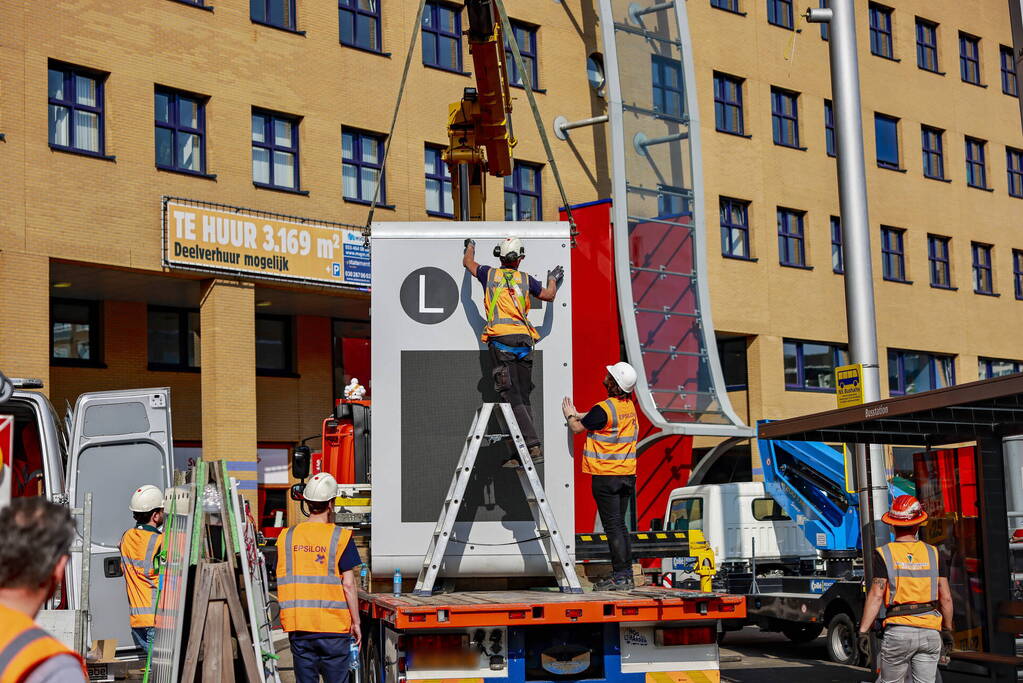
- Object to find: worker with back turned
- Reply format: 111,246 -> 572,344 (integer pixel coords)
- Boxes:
0,498 -> 88,682
857,494 -> 954,683
277,472 -> 362,683
120,484 -> 165,654
463,237 -> 563,465
562,362 -> 640,591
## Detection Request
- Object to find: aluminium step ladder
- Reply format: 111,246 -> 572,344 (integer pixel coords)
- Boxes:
413,402 -> 583,596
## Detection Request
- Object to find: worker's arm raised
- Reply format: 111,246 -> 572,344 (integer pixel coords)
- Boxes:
463,239 -> 480,277
562,397 -> 588,434
538,266 -> 564,302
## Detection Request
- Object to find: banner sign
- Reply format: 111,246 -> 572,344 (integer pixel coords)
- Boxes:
163,198 -> 369,288
0,415 -> 13,506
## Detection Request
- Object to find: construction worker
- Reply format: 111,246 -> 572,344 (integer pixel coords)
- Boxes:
463,237 -> 563,465
857,495 -> 954,683
0,498 -> 88,682
120,484 -> 165,653
562,362 -> 639,591
277,472 -> 362,683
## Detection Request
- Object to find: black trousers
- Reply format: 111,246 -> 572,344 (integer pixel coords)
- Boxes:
488,341 -> 540,447
592,474 -> 635,576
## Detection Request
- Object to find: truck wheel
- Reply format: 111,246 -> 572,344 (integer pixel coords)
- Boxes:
781,623 -> 824,643
825,613 -> 857,665
363,621 -> 382,683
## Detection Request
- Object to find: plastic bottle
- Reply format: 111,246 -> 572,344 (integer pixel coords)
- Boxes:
393,567 -> 402,597
359,564 -> 368,590
350,642 -> 360,670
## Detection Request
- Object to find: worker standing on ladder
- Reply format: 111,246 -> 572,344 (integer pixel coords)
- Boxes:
0,498 -> 88,682
463,236 -> 563,465
278,472 -> 362,683
120,484 -> 165,654
562,362 -> 639,591
857,495 -> 954,683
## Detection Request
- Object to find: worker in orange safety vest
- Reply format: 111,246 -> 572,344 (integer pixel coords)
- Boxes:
0,498 -> 88,683
463,236 -> 562,466
562,362 -> 639,591
857,495 -> 954,683
120,484 -> 165,655
277,472 -> 362,683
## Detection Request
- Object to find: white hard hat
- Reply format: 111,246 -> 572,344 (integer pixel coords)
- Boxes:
129,484 -> 164,513
606,362 -> 638,393
304,472 -> 339,503
495,237 -> 525,261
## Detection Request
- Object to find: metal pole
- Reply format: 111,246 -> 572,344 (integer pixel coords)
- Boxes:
806,1 -> 889,581
458,165 -> 471,221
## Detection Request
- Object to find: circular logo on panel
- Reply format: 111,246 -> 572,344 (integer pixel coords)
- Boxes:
399,267 -> 458,324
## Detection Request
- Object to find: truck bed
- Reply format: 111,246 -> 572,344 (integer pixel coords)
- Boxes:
359,587 -> 745,629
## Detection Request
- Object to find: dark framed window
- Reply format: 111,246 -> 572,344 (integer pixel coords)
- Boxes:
251,0 -> 296,30
928,235 -> 952,289
979,357 -> 1023,379
819,0 -> 830,40
424,145 -> 453,217
711,0 -> 741,13
1002,45 -> 1019,96
824,99 -> 835,157
767,0 -> 793,29
504,161 -> 542,221
965,137 -> 988,189
505,21 -> 539,89
422,2 -> 463,73
771,87 -> 799,148
972,242 -> 994,294
720,197 -> 750,259
874,113 -> 900,169
921,125 -> 945,179
716,336 -> 748,391
51,299 -> 101,365
252,110 -> 300,190
713,73 -> 744,135
48,62 -> 105,155
652,56 -> 684,119
831,216 -> 844,273
256,315 -> 294,374
1014,249 -> 1023,299
332,318 -> 371,402
340,0 -> 382,52
959,33 -> 981,85
1008,147 -> 1023,198
881,226 -> 907,282
783,339 -> 849,392
868,3 -> 894,59
916,18 -> 939,72
777,207 -> 805,267
342,129 -> 386,204
155,88 -> 206,175
147,306 -> 200,371
888,349 -> 955,395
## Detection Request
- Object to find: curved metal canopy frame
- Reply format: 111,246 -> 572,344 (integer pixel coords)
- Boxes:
598,0 -> 752,439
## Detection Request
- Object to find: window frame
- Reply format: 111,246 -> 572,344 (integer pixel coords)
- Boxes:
422,1 -> 464,73
1014,249 -> 1023,300
824,99 -> 835,157
915,18 -> 940,73
979,357 -> 1023,379
154,87 -> 208,176
1008,147 -> 1023,198
888,348 -> 955,396
651,56 -> 685,120
927,234 -> 953,289
881,226 -> 908,283
783,338 -> 849,393
339,0 -> 383,53
920,125 -> 946,180
868,3 -> 894,60
342,128 -> 387,205
716,336 -> 749,391
47,62 -> 107,157
965,137 -> 988,189
51,298 -> 103,367
959,32 -> 982,85
424,144 -> 454,218
771,87 -> 800,149
777,207 -> 806,268
251,0 -> 297,31
874,113 -> 901,170
505,20 -> 540,90
831,215 -> 844,274
1002,45 -> 1019,97
251,109 -> 301,192
710,0 -> 742,13
255,314 -> 296,376
147,305 -> 201,372
767,0 -> 793,30
720,196 -> 751,260
713,72 -> 745,136
504,161 -> 543,221
972,242 -> 995,295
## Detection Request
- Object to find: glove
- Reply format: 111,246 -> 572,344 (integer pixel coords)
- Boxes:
464,238 -> 476,253
547,265 -> 564,287
940,629 -> 953,664
857,632 -> 871,658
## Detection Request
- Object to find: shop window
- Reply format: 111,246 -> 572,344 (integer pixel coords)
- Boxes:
505,21 -> 539,89
256,315 -> 294,374
783,339 -> 849,392
979,357 -> 1023,379
888,348 -> 955,395
48,62 -> 106,156
716,336 -> 748,391
252,0 -> 296,31
147,306 -> 200,371
333,318 -> 371,400
422,1 -> 463,72
51,299 -> 101,366
339,0 -> 381,52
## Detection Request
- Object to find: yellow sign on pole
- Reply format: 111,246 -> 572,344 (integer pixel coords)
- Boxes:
835,363 -> 864,408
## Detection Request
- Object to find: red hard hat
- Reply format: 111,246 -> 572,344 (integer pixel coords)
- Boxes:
882,494 -> 928,527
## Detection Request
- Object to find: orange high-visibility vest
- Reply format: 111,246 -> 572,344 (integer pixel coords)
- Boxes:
582,397 -> 639,476
119,527 -> 162,628
276,523 -> 354,634
0,604 -> 87,683
481,268 -> 539,343
878,540 -> 942,630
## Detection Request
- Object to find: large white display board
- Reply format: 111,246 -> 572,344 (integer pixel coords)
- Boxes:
371,222 -> 574,576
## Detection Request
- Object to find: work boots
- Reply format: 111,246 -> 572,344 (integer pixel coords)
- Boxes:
593,574 -> 635,591
502,445 -> 543,468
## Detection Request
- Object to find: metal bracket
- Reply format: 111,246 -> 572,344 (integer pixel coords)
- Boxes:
553,114 -> 609,141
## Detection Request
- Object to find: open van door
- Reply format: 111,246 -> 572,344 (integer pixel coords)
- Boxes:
66,388 -> 173,649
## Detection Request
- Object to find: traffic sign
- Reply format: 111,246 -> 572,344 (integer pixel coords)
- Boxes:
835,363 -> 864,408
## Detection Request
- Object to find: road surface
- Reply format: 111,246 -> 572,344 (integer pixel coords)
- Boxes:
720,628 -> 870,683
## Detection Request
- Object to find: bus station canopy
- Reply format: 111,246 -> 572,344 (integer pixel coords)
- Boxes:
757,374 -> 1023,446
